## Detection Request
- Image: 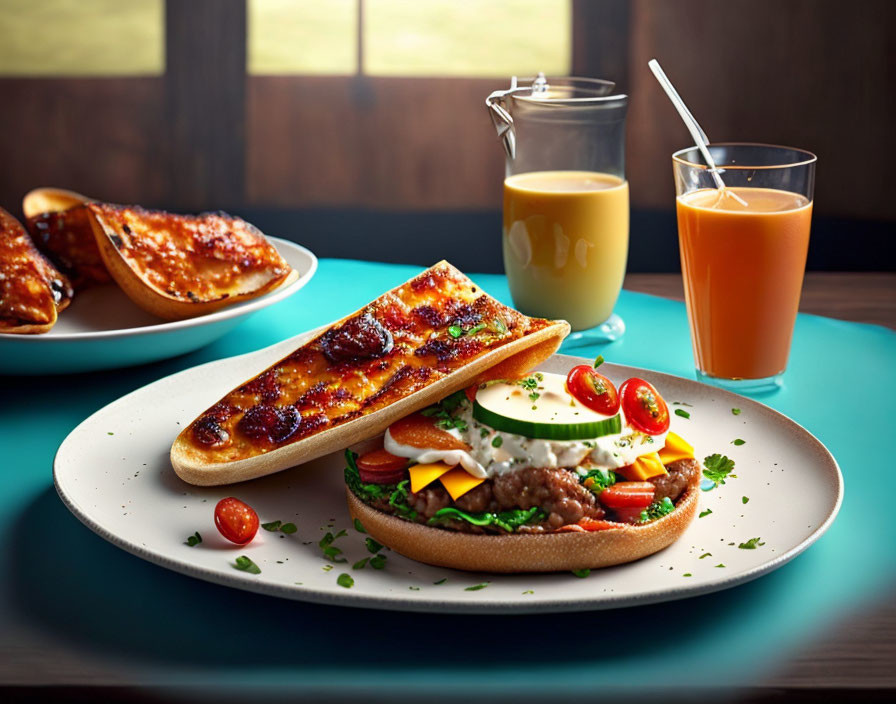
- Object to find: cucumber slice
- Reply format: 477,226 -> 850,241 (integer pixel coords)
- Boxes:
472,400 -> 622,441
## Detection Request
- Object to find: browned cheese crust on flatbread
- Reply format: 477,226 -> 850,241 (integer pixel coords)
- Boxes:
86,202 -> 295,319
0,207 -> 73,334
26,204 -> 111,290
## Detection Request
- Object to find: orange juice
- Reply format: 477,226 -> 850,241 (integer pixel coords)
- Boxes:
676,187 -> 812,380
503,171 -> 629,330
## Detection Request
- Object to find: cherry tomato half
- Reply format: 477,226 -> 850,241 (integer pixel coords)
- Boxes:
565,365 -> 620,415
619,377 -> 670,435
464,385 -> 478,403
214,497 -> 259,545
356,447 -> 408,484
598,481 -> 656,509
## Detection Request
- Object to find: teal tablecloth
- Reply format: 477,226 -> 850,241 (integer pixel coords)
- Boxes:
2,259 -> 894,697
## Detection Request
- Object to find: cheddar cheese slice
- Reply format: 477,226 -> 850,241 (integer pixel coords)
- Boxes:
658,432 -> 695,465
408,462 -> 454,493
617,452 -> 667,481
439,466 -> 486,500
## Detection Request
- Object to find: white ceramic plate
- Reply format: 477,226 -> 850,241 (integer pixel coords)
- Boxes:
54,341 -> 842,613
0,237 -> 317,374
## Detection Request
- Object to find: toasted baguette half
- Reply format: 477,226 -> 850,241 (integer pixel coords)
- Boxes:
0,207 -> 73,334
171,261 -> 570,486
85,203 -> 296,320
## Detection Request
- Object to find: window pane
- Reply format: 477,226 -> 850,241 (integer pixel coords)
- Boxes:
364,0 -> 571,77
248,0 -> 358,75
0,0 -> 163,77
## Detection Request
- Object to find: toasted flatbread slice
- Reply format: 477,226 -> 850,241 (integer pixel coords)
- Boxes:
0,207 -> 74,334
171,261 -> 570,486
26,205 -> 112,290
85,203 -> 296,320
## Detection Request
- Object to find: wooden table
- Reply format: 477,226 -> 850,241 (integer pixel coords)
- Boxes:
628,271 -> 896,700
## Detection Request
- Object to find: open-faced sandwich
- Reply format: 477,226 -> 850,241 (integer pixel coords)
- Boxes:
171,261 -> 570,486
344,360 -> 700,572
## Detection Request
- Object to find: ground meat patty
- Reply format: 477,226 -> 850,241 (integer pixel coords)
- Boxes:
650,458 -> 700,503
403,466 -> 604,533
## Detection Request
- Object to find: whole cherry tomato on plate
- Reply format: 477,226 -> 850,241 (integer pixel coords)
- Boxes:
565,365 -> 620,415
619,377 -> 670,435
214,497 -> 259,545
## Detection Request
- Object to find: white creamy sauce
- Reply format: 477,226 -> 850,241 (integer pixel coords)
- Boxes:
383,372 -> 667,479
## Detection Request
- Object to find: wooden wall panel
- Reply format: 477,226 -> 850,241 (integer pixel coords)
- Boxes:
0,78 -> 167,213
246,76 -> 505,210
626,0 -> 895,219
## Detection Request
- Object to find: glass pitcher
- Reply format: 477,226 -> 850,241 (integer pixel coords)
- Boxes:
487,74 -> 629,343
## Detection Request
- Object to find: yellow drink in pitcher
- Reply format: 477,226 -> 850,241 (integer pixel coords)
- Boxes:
503,170 -> 629,330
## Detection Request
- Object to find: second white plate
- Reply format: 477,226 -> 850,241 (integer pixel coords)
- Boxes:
53,338 -> 843,613
0,237 -> 317,374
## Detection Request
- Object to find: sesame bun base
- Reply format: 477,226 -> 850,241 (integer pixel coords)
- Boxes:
345,476 -> 699,573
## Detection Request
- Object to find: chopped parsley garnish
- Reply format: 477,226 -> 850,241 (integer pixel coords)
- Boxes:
480,427 -> 489,438
738,537 -> 765,549
262,520 -> 297,534
322,564 -> 333,572
699,552 -> 712,559
353,518 -> 366,533
433,578 -> 447,585
370,554 -> 387,569
672,401 -> 693,407
742,496 -> 750,504
571,569 -> 591,578
703,454 -> 736,489
683,573 -> 693,577
522,590 -> 534,595
715,563 -> 726,568
465,582 -> 489,591
353,557 -> 369,570
732,408 -> 742,415
593,355 -> 605,368
233,556 -> 261,574
699,508 -> 713,518
319,530 -> 348,563
185,531 -> 202,547
491,436 -> 503,448
337,573 -> 354,588
674,409 -> 690,419
529,391 -> 540,402
732,439 -> 745,446
365,537 -> 384,554
429,506 -> 545,532
639,497 -> 675,523
409,586 -> 420,591
447,325 -> 463,338
579,467 -> 617,493
420,390 -> 468,431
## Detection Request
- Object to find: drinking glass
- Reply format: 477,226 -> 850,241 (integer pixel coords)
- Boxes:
673,143 -> 817,393
487,75 -> 628,344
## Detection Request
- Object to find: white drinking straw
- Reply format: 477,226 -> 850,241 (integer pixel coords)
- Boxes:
648,59 -> 747,206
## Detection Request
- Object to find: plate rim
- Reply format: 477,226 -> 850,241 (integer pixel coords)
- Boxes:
53,348 -> 844,614
0,237 -> 317,342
